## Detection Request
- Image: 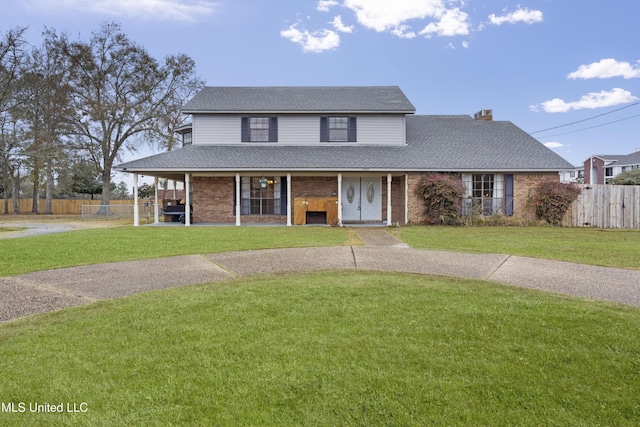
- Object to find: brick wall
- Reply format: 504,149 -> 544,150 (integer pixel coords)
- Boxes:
406,172 -> 560,223
192,176 -> 235,223
513,173 -> 559,220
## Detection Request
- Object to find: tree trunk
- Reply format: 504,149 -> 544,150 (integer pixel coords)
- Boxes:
32,173 -> 40,213
11,169 -> 20,214
97,165 -> 112,215
45,161 -> 54,214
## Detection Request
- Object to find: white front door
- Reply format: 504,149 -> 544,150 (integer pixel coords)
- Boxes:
341,177 -> 381,221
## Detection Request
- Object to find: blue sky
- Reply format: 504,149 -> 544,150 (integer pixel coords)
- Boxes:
3,0 -> 640,174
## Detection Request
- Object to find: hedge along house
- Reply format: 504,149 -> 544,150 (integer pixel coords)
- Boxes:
114,86 -> 574,226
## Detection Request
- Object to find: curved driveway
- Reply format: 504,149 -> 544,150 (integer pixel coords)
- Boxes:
1,228 -> 639,322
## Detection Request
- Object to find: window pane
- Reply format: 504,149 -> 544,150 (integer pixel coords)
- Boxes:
329,116 -> 348,142
249,117 -> 270,142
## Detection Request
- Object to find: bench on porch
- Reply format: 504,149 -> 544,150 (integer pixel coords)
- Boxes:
161,204 -> 193,224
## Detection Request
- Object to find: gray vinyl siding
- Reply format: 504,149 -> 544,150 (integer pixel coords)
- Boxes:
192,114 -> 406,145
193,115 -> 240,145
356,115 -> 405,145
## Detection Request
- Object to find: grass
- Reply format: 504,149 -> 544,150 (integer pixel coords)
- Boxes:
1,271 -> 639,426
0,226 -> 357,276
394,226 -> 640,269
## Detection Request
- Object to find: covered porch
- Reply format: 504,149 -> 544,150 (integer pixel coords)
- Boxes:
130,171 -> 411,227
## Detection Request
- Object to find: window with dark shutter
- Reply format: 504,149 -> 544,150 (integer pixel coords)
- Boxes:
320,116 -> 357,142
241,117 -> 278,142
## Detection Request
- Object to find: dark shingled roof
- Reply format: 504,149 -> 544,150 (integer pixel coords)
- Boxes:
181,86 -> 416,113
116,115 -> 574,174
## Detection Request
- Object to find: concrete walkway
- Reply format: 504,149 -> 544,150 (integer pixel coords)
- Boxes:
1,228 -> 639,322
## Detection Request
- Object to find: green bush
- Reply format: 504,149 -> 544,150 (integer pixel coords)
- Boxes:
416,173 -> 466,225
532,181 -> 581,225
609,169 -> 640,185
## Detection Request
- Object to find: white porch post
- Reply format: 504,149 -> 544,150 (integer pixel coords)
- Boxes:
235,173 -> 241,226
154,177 -> 159,224
404,173 -> 409,224
387,174 -> 392,226
286,173 -> 292,226
184,173 -> 191,226
337,173 -> 343,226
133,173 -> 139,227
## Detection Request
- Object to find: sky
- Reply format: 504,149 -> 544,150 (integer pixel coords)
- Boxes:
2,0 -> 640,187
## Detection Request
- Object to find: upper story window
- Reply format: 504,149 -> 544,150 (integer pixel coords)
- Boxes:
241,117 -> 278,142
605,167 -> 613,177
182,131 -> 192,146
320,116 -> 357,142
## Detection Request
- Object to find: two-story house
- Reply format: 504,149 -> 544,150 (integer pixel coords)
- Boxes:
583,150 -> 640,184
115,86 -> 573,226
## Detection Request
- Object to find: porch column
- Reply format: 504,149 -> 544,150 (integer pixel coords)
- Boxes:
337,173 -> 343,226
184,173 -> 191,226
154,177 -> 159,224
286,173 -> 292,226
133,173 -> 139,227
404,173 -> 409,224
387,174 -> 392,226
235,173 -> 241,226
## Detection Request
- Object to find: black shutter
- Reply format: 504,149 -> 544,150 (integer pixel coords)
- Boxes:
280,176 -> 287,215
241,117 -> 249,142
270,117 -> 278,142
504,174 -> 514,216
348,117 -> 357,142
320,117 -> 328,142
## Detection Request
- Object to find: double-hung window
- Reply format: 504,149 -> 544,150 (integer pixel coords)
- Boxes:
462,174 -> 513,216
240,177 -> 283,215
241,117 -> 278,142
320,116 -> 357,142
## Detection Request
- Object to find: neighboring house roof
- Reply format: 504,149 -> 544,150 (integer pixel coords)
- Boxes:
181,86 -> 416,114
116,115 -> 573,175
610,150 -> 640,166
584,151 -> 640,166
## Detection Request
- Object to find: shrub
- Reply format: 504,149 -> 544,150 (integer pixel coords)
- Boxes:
416,173 -> 466,225
609,169 -> 640,185
532,181 -> 581,225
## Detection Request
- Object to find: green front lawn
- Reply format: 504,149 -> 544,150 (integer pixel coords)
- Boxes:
1,271 -> 638,426
0,226 -> 357,276
394,226 -> 640,269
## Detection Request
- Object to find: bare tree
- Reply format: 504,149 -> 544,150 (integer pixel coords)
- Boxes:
0,27 -> 29,214
15,29 -> 74,213
60,22 -> 203,207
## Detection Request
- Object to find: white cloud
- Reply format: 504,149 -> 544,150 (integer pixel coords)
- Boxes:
343,0 -> 444,32
530,88 -> 638,113
419,8 -> 470,37
544,142 -> 564,148
331,16 -> 354,33
489,7 -> 543,25
48,0 -> 219,22
462,40 -> 469,48
317,0 -> 339,12
568,59 -> 640,80
390,25 -> 416,39
280,24 -> 340,53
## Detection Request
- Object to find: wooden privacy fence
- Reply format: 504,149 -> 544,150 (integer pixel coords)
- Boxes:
0,199 -> 134,215
562,184 -> 640,229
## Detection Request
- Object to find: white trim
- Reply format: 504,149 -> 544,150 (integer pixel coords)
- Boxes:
235,173 -> 241,226
337,173 -> 343,226
133,173 -> 139,227
286,173 -> 292,226
404,173 -> 408,224
184,173 -> 191,226
154,177 -> 159,224
387,174 -> 392,226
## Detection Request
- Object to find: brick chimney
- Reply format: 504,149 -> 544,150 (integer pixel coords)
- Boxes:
474,109 -> 493,121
